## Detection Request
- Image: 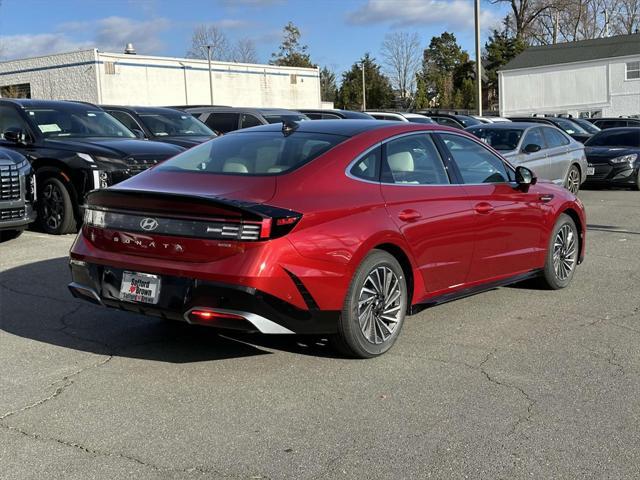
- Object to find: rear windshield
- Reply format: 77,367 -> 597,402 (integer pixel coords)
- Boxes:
552,118 -> 588,134
586,130 -> 640,148
263,114 -> 308,124
156,131 -> 346,175
139,112 -> 214,137
468,128 -> 523,151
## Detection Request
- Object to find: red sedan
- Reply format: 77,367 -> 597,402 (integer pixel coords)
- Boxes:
69,120 -> 586,358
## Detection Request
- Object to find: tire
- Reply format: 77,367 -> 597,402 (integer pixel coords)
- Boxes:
633,171 -> 640,191
564,164 -> 581,195
539,214 -> 579,290
0,229 -> 23,242
38,176 -> 76,235
332,250 -> 408,358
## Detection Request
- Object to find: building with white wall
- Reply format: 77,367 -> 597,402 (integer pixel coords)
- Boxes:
0,48 -> 322,109
499,34 -> 640,118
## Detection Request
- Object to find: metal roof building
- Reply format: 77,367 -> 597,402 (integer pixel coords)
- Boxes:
0,48 -> 322,109
499,34 -> 640,118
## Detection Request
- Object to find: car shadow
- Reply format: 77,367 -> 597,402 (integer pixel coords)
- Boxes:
0,257 -> 340,363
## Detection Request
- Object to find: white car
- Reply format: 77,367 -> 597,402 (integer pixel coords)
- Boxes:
366,112 -> 435,124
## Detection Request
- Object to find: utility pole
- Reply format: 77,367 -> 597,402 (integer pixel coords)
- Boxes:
205,45 -> 214,105
361,62 -> 367,111
474,0 -> 483,116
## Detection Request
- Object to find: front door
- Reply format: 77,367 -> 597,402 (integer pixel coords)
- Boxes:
518,127 -> 550,180
436,132 -> 546,283
379,133 -> 476,295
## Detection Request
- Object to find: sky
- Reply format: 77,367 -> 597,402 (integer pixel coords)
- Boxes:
0,0 -> 509,76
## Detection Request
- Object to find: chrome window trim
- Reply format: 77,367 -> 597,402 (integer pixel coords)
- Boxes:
344,131 -> 454,187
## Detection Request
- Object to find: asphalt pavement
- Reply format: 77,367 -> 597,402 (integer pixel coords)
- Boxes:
1,188 -> 639,479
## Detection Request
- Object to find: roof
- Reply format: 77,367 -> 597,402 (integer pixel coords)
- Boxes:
102,105 -> 185,115
299,109 -> 373,119
467,122 -> 543,130
227,119 -> 393,137
0,99 -> 99,109
502,34 -> 640,71
183,106 -> 304,115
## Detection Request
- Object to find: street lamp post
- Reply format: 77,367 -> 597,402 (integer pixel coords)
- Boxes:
474,0 -> 483,116
205,45 -> 214,106
360,62 -> 367,112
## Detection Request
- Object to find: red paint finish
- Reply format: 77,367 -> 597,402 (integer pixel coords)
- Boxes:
70,121 -> 586,331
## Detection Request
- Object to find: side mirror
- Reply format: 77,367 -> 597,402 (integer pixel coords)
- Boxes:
3,127 -> 26,144
515,166 -> 537,190
131,129 -> 146,139
523,143 -> 541,153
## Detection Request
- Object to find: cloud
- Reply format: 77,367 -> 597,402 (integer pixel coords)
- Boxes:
210,19 -> 253,30
0,17 -> 171,60
0,34 -> 92,60
346,0 -> 500,31
94,16 -> 170,54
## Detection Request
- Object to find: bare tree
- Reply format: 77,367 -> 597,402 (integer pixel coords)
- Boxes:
380,32 -> 421,107
612,0 -> 640,34
492,0 -> 558,41
186,24 -> 230,61
232,38 -> 258,64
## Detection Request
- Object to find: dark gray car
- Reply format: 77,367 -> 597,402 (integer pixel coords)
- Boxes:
466,122 -> 588,194
182,107 -> 309,134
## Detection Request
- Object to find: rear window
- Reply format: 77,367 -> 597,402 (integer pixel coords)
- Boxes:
468,128 -> 523,151
586,130 -> 640,148
157,131 -> 346,175
263,114 -> 308,124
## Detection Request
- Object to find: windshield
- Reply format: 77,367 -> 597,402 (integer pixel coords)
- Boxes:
468,128 -> 523,151
139,112 -> 214,137
26,107 -> 135,139
408,117 -> 435,124
156,131 -> 346,175
572,118 -> 601,134
585,130 -> 640,148
552,118 -> 589,135
263,114 -> 308,124
455,115 -> 483,127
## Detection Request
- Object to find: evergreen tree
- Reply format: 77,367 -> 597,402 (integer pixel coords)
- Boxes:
320,66 -> 338,103
270,22 -> 315,68
483,29 -> 526,108
337,54 -> 394,110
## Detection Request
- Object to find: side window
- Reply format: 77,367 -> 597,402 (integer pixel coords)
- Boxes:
350,146 -> 381,181
205,113 -> 240,133
522,128 -> 546,150
305,112 -> 322,120
439,133 -> 512,184
542,127 -> 570,148
0,106 -> 30,141
382,134 -> 449,185
434,117 -> 462,129
108,111 -> 142,132
321,113 -> 341,119
240,114 -> 262,129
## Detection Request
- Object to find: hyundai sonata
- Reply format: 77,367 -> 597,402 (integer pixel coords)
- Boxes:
69,120 -> 586,358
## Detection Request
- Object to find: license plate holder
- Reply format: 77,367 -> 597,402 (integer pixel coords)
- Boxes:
119,271 -> 161,305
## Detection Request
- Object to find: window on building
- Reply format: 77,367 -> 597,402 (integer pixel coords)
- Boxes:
626,61 -> 640,80
0,83 -> 31,99
104,62 -> 116,75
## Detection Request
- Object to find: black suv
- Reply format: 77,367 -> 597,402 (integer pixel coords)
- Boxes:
102,105 -> 216,148
0,147 -> 36,241
0,100 -> 184,235
183,107 -> 309,134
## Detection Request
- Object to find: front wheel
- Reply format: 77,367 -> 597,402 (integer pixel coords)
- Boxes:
332,250 -> 408,358
539,214 -> 579,290
564,165 -> 581,195
38,176 -> 77,235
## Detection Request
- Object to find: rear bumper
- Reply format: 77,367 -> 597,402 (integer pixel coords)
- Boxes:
68,260 -> 340,334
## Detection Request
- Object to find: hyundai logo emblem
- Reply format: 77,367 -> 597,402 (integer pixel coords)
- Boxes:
140,218 -> 159,232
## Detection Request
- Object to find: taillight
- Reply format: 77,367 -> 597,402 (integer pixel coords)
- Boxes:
187,308 -> 245,323
263,214 -> 302,239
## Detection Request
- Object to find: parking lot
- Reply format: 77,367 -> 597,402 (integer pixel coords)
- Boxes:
0,188 -> 638,479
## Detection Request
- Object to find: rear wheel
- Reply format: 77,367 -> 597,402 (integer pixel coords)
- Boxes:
38,176 -> 76,235
539,214 -> 579,290
332,250 -> 408,358
564,165 -> 581,195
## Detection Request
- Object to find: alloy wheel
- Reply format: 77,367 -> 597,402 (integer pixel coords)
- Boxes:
357,266 -> 403,344
552,224 -> 577,281
566,167 -> 580,195
41,182 -> 64,231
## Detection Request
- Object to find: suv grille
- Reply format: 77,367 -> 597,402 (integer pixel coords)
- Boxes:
0,207 -> 25,220
0,164 -> 21,200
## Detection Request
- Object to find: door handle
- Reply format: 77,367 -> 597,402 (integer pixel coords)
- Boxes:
539,194 -> 554,203
474,202 -> 494,214
398,209 -> 421,222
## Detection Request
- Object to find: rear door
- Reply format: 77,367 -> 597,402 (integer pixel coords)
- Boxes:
542,126 -> 573,183
436,132 -> 546,282
379,133 -> 476,294
519,127 -> 550,179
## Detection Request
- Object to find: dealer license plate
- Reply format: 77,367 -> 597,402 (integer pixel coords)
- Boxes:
119,271 -> 161,304
587,167 -> 595,175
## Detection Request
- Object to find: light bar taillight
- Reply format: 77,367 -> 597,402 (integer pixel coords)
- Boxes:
187,308 -> 245,323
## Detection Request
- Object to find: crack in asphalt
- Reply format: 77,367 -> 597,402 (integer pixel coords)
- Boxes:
588,345 -> 626,376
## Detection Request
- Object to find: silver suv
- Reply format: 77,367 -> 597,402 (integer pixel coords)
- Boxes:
0,147 -> 36,241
